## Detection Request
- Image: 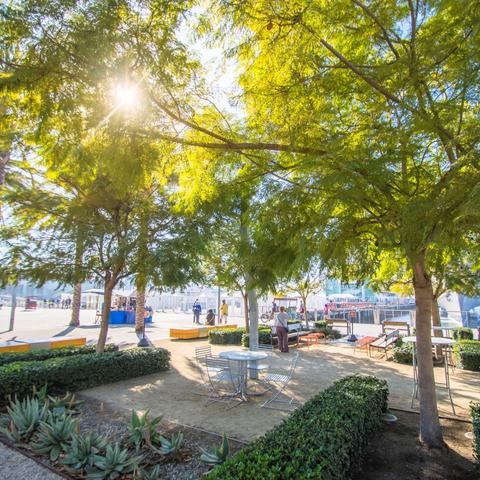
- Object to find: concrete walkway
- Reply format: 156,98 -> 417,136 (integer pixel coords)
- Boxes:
81,339 -> 479,442
0,442 -> 62,480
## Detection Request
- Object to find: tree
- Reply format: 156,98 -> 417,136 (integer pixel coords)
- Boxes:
281,264 -> 325,328
212,0 -> 480,447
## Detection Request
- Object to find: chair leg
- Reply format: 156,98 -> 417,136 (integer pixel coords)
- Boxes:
261,382 -> 300,410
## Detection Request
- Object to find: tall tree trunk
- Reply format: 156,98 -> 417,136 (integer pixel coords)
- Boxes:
70,283 -> 82,326
97,275 -> 114,353
412,255 -> 443,447
302,294 -> 309,329
9,291 -> 16,331
247,285 -> 258,351
135,286 -> 146,332
431,296 -> 442,329
242,292 -> 249,332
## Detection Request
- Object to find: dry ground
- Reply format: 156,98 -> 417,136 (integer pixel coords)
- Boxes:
81,339 -> 479,443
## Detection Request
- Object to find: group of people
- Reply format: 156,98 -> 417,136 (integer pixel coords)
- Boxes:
192,299 -> 229,325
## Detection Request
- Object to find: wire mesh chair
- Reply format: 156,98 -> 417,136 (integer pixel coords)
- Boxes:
205,356 -> 241,408
194,346 -> 214,393
261,352 -> 300,410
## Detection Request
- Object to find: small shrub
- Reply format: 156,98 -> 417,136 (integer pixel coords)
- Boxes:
471,402 -> 480,467
314,321 -> 342,339
454,340 -> 480,371
200,432 -> 230,465
206,375 -> 388,480
0,348 -> 170,400
392,337 -> 414,364
0,344 -> 118,367
0,396 -> 49,443
452,327 -> 474,341
31,415 -> 78,461
241,329 -> 272,348
208,328 -> 246,345
127,409 -> 163,451
61,432 -> 109,472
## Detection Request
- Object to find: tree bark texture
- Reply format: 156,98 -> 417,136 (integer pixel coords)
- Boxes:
97,277 -> 114,353
135,287 -> 146,332
70,283 -> 82,326
247,286 -> 259,351
242,292 -> 249,332
412,255 -> 444,447
0,150 -> 9,186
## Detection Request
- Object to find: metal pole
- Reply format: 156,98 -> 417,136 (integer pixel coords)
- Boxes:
9,291 -> 16,331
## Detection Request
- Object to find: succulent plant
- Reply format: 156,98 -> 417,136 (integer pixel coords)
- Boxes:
31,414 -> 78,461
0,396 -> 49,443
155,432 -> 183,455
33,385 -> 83,417
127,409 -> 163,450
137,464 -> 163,480
61,432 -> 109,472
85,443 -> 142,480
200,433 -> 230,465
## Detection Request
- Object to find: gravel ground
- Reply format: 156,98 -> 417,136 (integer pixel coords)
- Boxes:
0,442 -> 63,480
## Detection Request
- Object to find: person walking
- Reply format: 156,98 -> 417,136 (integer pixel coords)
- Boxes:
219,299 -> 228,324
275,306 -> 290,353
192,299 -> 201,324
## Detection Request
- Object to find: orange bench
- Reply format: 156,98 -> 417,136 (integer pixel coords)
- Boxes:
354,336 -> 376,354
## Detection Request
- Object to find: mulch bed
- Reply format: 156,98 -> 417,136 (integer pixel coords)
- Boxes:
1,395 -> 245,479
353,409 -> 477,480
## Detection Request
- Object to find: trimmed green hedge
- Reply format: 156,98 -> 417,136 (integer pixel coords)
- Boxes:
0,343 -> 118,367
472,402 -> 480,467
0,348 -> 170,400
392,337 -> 413,364
207,375 -> 388,480
314,321 -> 342,339
208,328 -> 246,345
454,340 -> 480,371
241,329 -> 273,348
452,327 -> 474,341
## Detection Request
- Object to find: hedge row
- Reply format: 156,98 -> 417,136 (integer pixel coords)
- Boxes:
208,328 -> 246,345
241,329 -> 273,348
453,340 -> 480,371
472,403 -> 480,467
0,347 -> 170,400
452,327 -> 474,341
207,375 -> 388,480
0,343 -> 118,366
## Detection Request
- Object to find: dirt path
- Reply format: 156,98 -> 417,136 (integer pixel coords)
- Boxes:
80,339 -> 480,443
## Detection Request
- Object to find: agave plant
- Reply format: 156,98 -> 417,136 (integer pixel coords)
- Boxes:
155,432 -> 183,455
126,409 -> 162,451
137,465 -> 163,480
61,432 -> 109,472
46,392 -> 84,418
0,396 -> 49,443
31,414 -> 78,461
85,443 -> 142,480
200,433 -> 230,465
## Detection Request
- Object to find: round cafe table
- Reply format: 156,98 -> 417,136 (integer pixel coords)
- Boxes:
219,350 -> 268,402
403,336 -> 455,414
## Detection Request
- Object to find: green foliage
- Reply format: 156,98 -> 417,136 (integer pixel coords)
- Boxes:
85,443 -> 142,480
241,328 -> 272,348
454,340 -> 480,371
313,321 -> 342,340
452,327 -> 474,341
155,432 -> 184,455
0,348 -> 170,400
31,415 -> 78,461
206,376 -> 388,479
200,432 -> 230,465
0,396 -> 48,443
127,409 -> 163,451
138,465 -> 164,480
471,403 -> 480,467
61,432 -> 109,472
32,386 -> 84,418
0,344 -> 118,367
208,328 -> 246,345
392,337 -> 414,365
